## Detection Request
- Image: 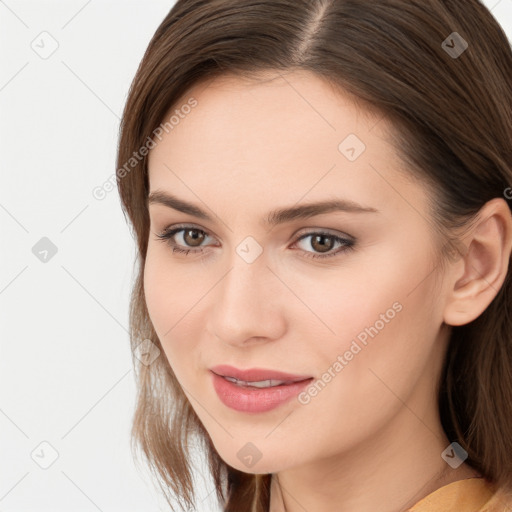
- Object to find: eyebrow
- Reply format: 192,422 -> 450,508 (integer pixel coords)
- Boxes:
147,190 -> 378,227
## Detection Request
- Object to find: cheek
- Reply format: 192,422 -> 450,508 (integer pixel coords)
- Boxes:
298,249 -> 441,429
143,247 -> 214,382
292,243 -> 434,354
143,244 -> 201,331
296,241 -> 437,382
143,250 -> 172,335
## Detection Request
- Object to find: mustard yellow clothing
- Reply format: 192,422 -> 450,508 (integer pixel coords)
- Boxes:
409,476 -> 512,512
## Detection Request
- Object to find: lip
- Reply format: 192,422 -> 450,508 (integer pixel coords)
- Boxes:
210,364 -> 312,383
210,365 -> 313,413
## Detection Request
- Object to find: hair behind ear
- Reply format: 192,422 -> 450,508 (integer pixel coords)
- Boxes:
439,265 -> 512,493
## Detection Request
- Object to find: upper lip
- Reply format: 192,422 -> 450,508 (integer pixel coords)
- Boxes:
210,364 -> 313,383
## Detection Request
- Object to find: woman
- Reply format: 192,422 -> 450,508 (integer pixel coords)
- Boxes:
116,1 -> 512,510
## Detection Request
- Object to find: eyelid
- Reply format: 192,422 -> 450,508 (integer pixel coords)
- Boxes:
294,226 -> 354,241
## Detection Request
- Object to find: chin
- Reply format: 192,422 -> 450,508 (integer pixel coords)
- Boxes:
217,448 -> 298,475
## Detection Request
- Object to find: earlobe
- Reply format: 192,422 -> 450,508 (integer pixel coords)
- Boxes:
443,198 -> 512,327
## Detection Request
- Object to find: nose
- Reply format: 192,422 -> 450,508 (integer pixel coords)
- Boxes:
206,252 -> 287,348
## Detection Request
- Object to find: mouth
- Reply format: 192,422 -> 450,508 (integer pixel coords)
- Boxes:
209,365 -> 314,413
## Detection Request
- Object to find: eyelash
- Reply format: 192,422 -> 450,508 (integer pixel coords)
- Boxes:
154,224 -> 355,260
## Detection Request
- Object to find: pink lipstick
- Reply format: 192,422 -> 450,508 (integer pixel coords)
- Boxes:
210,364 -> 313,413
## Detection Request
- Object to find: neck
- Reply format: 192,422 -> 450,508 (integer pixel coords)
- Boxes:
268,404 -> 479,512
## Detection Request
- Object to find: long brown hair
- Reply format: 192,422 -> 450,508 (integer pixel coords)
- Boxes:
116,1 -> 512,510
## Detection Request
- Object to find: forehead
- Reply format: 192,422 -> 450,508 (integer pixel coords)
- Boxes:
147,70 -> 425,221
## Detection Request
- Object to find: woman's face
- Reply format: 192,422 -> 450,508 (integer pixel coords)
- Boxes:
144,70 -> 453,474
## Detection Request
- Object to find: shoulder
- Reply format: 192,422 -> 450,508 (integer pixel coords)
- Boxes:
408,477 -> 505,512
479,483 -> 512,512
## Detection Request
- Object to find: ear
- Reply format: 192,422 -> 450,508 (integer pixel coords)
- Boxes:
443,198 -> 512,327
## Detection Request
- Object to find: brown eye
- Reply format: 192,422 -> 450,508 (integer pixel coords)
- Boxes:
155,226 -> 212,254
183,229 -> 206,247
294,231 -> 355,260
310,234 -> 335,253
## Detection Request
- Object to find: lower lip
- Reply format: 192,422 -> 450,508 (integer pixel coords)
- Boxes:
211,372 -> 313,413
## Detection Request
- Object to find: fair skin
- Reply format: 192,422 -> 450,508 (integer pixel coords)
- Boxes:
143,70 -> 512,512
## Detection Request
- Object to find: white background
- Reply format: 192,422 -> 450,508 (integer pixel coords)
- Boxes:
1,1 -> 511,511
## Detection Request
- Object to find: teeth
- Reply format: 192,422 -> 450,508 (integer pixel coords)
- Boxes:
224,376 -> 288,388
